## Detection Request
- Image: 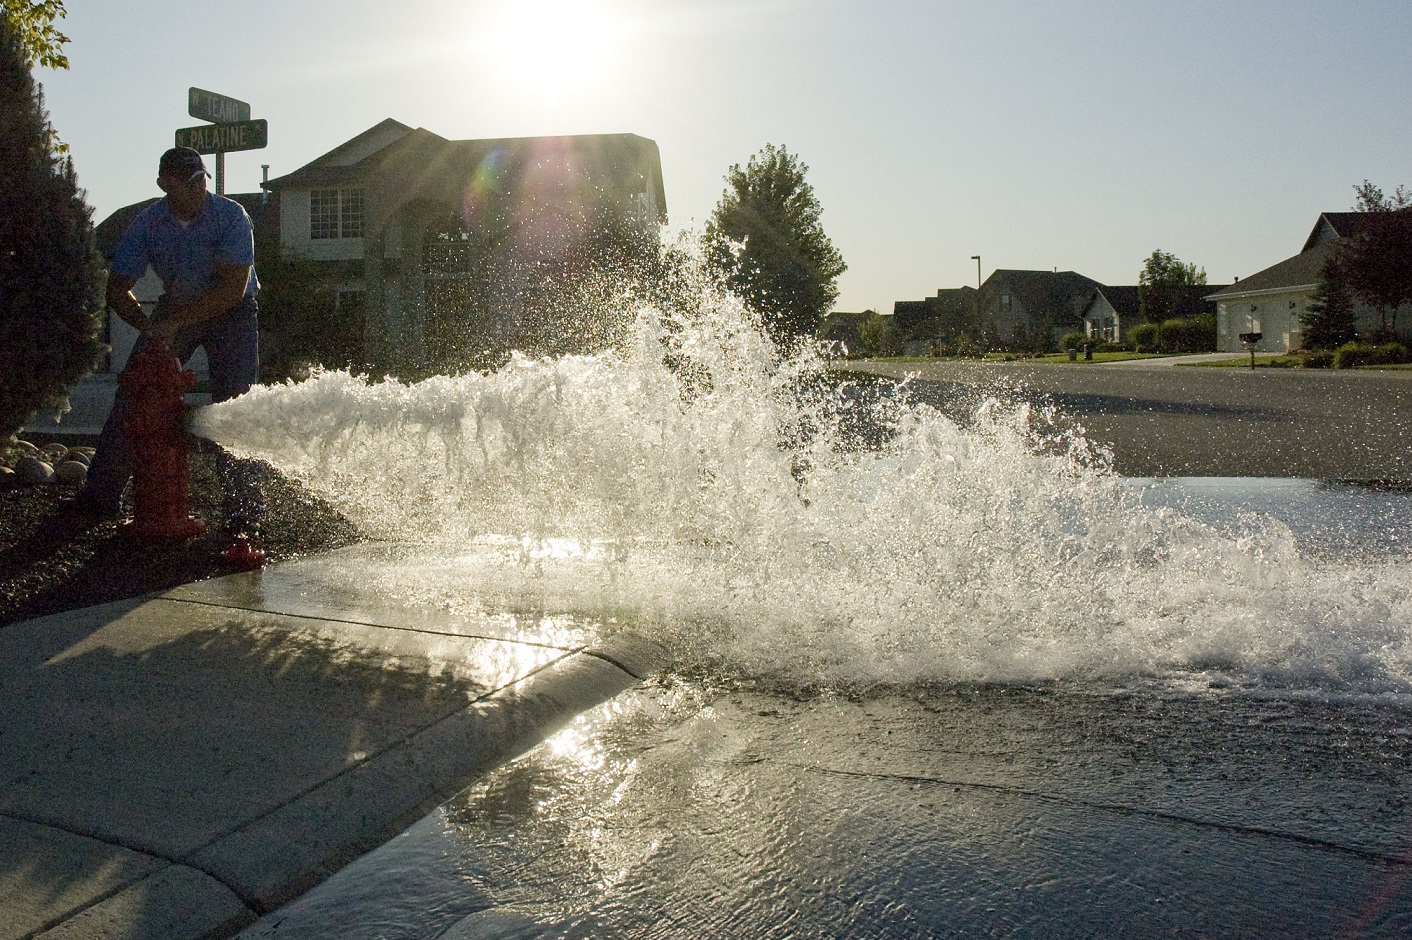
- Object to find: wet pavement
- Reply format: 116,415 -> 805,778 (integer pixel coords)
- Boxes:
0,546 -> 666,939
842,357 -> 1412,479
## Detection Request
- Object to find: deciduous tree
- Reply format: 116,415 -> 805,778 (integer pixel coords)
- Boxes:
1,0 -> 69,69
1337,180 -> 1412,338
705,144 -> 846,349
1137,249 -> 1207,323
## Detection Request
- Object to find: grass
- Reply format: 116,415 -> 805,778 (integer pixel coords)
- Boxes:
1183,354 -> 1299,368
1016,351 -> 1168,364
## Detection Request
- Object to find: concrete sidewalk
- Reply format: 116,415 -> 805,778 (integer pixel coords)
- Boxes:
0,545 -> 668,939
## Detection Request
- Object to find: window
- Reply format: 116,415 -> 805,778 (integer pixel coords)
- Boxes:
310,188 -> 365,239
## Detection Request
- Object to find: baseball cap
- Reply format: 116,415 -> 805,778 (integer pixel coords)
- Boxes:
158,147 -> 209,181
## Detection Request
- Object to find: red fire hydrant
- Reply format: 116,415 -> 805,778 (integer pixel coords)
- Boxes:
118,340 -> 206,540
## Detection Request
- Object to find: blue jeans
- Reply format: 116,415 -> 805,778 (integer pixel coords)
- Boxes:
83,297 -> 265,531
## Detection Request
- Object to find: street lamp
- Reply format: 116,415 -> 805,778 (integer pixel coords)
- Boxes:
970,255 -> 981,290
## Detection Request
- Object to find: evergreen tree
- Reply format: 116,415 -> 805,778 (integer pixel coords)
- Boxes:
705,144 -> 846,349
1301,260 -> 1358,350
0,13 -> 103,441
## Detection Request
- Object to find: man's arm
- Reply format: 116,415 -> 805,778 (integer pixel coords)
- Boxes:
105,272 -> 150,332
147,262 -> 251,338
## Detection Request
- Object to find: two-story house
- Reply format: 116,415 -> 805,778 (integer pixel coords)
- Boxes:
975,270 -> 1103,349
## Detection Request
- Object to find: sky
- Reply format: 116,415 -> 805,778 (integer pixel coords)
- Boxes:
34,0 -> 1412,314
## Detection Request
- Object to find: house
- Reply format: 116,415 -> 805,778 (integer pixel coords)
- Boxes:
891,286 -> 976,353
976,270 -> 1103,349
94,120 -> 667,376
1082,284 -> 1220,343
1206,212 -> 1397,353
1080,286 -> 1139,343
817,311 -> 873,355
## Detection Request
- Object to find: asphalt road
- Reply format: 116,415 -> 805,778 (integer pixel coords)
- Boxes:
842,358 -> 1412,480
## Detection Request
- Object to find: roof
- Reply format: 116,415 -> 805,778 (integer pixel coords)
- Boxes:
1087,285 -> 1140,318
892,287 -> 974,334
265,121 -> 669,224
987,269 -> 1104,318
1301,212 -> 1378,253
817,311 -> 872,346
1206,240 -> 1337,300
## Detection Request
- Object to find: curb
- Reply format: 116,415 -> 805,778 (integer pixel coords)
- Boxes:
10,624 -> 670,939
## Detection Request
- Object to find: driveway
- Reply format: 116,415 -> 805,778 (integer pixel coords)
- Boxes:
1094,352 -> 1249,368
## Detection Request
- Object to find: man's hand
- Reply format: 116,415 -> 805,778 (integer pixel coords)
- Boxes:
105,272 -> 149,332
144,315 -> 180,340
158,263 -> 251,335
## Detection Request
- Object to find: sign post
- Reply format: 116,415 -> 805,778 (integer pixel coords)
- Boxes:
180,88 -> 264,194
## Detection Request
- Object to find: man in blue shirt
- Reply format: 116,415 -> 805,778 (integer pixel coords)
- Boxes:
78,147 -> 265,545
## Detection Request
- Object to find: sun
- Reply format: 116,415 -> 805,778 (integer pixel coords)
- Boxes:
485,0 -> 619,97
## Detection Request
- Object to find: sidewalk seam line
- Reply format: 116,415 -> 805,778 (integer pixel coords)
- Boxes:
152,595 -> 589,653
802,765 -> 1411,867
0,809 -> 260,924
181,647 -> 584,860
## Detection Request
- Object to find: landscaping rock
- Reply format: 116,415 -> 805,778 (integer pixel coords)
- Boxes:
5,439 -> 40,464
14,457 -> 55,484
55,460 -> 88,485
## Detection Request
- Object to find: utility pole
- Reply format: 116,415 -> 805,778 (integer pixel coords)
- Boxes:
970,255 -> 981,290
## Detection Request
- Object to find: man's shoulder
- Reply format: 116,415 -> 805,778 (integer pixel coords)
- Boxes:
126,197 -> 169,229
207,192 -> 252,221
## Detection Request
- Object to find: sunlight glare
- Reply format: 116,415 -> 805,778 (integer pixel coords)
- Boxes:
486,0 -> 619,98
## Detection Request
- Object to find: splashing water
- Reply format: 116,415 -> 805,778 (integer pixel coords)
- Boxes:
192,272 -> 1412,694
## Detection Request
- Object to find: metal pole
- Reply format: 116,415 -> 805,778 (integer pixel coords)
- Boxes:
215,151 -> 225,195
971,255 -> 981,290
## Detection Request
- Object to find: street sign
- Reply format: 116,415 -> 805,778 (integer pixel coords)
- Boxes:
175,119 -> 268,155
188,87 -> 250,124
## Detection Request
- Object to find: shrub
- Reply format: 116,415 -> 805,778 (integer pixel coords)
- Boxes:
951,334 -> 986,359
856,312 -> 902,357
1331,341 -> 1408,369
1059,331 -> 1087,352
1301,350 -> 1334,369
1159,313 -> 1217,354
1129,322 -> 1160,353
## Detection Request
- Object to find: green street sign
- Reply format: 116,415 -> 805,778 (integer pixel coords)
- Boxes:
175,119 -> 268,154
188,87 -> 250,124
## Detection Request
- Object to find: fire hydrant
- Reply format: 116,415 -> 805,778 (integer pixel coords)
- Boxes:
118,340 -> 206,540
